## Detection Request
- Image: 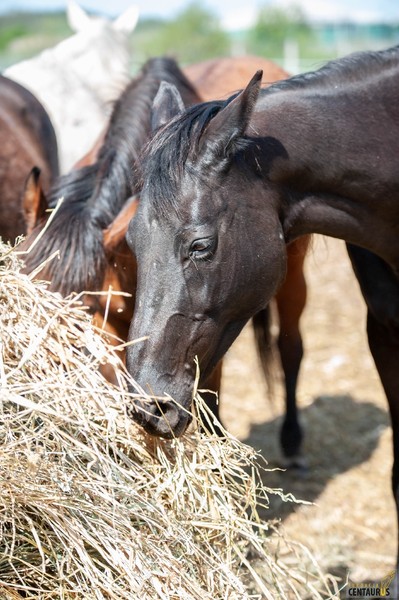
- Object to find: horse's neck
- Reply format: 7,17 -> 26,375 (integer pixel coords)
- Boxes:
252,72 -> 399,268
256,67 -> 399,187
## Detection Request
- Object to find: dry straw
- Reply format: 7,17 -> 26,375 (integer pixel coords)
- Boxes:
0,242 -> 339,599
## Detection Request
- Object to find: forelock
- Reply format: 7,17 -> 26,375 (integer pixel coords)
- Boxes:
141,99 -> 230,218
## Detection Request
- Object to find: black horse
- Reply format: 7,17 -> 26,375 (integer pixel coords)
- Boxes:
126,46 -> 399,564
22,55 -> 313,466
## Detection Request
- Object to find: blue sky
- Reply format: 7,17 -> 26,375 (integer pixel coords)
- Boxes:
0,0 -> 398,30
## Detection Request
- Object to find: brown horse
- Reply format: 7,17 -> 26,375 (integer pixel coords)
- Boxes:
184,55 -> 288,101
21,55 -> 309,463
0,75 -> 58,243
20,57 -> 199,364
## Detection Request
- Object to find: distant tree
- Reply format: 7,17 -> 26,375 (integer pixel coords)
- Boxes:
134,3 -> 230,66
0,12 -> 69,68
0,24 -> 27,52
247,3 -> 316,60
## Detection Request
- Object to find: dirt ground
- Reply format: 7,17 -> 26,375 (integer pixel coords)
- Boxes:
217,235 -> 395,590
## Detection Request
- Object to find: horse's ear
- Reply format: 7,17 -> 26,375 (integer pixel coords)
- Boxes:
113,5 -> 140,33
151,81 -> 185,132
67,0 -> 92,32
103,196 -> 139,252
23,167 -> 49,234
200,70 -> 263,165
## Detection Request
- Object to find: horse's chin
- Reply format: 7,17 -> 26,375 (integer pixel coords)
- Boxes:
138,414 -> 191,439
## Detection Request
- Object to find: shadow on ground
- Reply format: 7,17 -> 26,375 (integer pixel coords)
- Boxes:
242,394 -> 389,522
239,394 -> 391,594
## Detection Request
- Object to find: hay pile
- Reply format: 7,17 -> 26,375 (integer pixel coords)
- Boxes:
0,243 -> 338,599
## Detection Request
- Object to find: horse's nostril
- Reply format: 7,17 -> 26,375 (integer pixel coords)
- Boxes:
129,397 -> 191,438
151,401 -> 180,430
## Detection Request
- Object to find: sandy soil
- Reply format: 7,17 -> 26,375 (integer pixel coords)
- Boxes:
218,235 -> 395,590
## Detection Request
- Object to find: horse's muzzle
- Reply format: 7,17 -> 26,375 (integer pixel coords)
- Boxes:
129,396 -> 192,439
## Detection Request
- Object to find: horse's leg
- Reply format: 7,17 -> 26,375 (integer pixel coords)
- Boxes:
366,312 -> 399,567
347,244 -> 399,325
275,236 -> 309,466
347,244 -> 399,565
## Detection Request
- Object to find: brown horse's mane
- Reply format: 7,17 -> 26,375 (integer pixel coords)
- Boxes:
23,57 -> 200,295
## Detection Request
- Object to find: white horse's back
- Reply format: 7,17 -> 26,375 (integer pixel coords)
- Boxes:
5,1 -> 139,173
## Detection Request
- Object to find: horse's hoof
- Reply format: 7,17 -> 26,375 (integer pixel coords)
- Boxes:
281,455 -> 309,475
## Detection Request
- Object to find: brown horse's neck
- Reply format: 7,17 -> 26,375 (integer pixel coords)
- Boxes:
250,68 -> 399,270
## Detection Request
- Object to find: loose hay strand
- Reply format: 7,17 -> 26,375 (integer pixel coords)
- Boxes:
0,242 -> 338,599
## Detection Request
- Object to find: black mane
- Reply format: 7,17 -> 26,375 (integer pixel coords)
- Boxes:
24,57 -> 200,295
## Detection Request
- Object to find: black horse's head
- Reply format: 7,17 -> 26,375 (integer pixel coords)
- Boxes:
126,72 -> 287,438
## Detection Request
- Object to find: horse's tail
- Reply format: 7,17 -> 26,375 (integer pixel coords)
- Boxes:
252,303 -> 281,397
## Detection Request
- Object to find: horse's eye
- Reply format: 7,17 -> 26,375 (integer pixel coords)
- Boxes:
189,237 -> 215,261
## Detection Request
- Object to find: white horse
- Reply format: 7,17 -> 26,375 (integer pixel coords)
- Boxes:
5,1 -> 139,173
